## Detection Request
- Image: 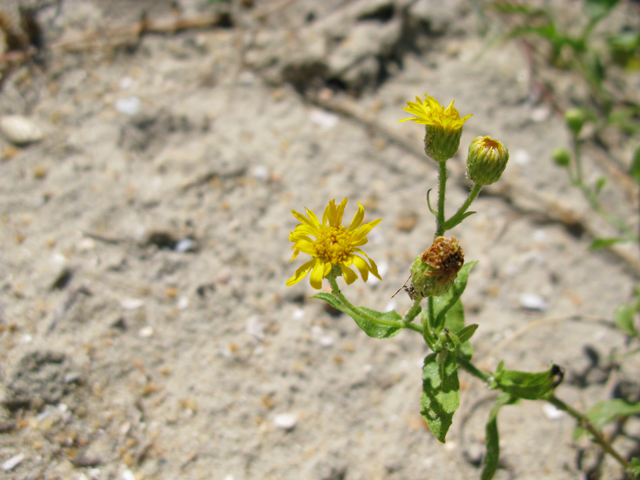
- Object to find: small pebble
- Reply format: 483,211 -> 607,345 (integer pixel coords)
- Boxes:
513,149 -> 530,166
318,335 -> 334,348
385,300 -> 397,312
237,71 -> 255,85
139,326 -> 154,338
119,76 -> 133,89
533,230 -> 546,243
174,238 -> 194,253
0,116 -> 43,145
121,298 -> 145,310
2,453 -> 25,472
177,296 -> 189,310
309,108 -> 338,130
519,293 -> 548,312
246,316 -> 265,341
273,412 -> 297,430
542,403 -> 564,420
116,96 -> 140,115
122,470 -> 136,480
252,165 -> 268,181
291,308 -> 305,321
78,238 -> 96,251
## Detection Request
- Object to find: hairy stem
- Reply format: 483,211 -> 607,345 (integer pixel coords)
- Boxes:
436,161 -> 448,236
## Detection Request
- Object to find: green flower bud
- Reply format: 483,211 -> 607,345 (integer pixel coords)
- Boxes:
564,109 -> 584,137
551,147 -> 571,167
410,237 -> 464,297
465,136 -> 509,185
424,124 -> 463,163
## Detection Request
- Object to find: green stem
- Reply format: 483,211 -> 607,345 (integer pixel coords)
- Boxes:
456,355 -> 491,383
403,297 -> 423,323
327,278 -> 422,334
436,161 -> 448,236
443,183 -> 483,231
547,394 -> 632,471
421,297 -> 437,349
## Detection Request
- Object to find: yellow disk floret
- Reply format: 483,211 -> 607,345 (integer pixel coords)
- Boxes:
287,198 -> 382,290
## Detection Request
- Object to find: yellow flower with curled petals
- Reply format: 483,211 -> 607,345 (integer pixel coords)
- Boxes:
286,198 -> 382,290
400,94 -> 472,162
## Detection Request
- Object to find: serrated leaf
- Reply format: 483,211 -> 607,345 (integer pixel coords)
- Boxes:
492,364 -> 563,400
481,394 -> 519,480
433,261 -> 477,331
420,353 -> 460,443
590,237 -> 628,250
614,303 -> 638,337
312,293 -> 401,338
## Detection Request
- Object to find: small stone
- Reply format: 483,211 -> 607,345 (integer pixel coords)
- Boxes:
174,238 -> 195,253
121,298 -> 144,310
139,326 -> 154,338
543,403 -> 564,420
176,296 -> 189,310
2,453 -> 25,471
78,238 -> 96,251
273,412 -> 297,430
309,108 -> 338,130
116,97 -> 141,116
519,293 -> 548,312
0,116 -> 43,145
247,316 -> 265,342
122,470 -> 136,480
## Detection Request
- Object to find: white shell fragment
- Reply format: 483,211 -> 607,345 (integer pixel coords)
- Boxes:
273,412 -> 298,430
519,293 -> 548,312
0,116 -> 44,145
2,453 -> 25,472
116,96 -> 141,115
246,316 -> 265,341
121,298 -> 145,310
543,403 -> 564,420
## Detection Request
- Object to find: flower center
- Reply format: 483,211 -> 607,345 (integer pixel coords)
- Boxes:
315,225 -> 353,264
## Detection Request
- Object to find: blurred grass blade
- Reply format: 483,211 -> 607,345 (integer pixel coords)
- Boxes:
482,394 -> 519,480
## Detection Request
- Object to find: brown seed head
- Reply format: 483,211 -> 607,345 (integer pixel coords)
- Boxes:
421,236 -> 464,284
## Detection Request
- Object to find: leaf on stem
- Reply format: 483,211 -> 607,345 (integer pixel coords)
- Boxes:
420,352 -> 460,443
614,303 -> 638,337
311,293 -> 402,339
433,261 -> 477,331
481,394 -> 519,480
492,362 -> 564,400
584,0 -> 620,21
589,237 -> 629,250
574,399 -> 640,440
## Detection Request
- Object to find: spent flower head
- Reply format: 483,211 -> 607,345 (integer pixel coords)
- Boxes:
466,135 -> 509,185
410,236 -> 464,297
286,198 -> 382,290
400,94 -> 472,162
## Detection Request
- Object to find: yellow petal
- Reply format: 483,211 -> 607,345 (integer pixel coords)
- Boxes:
351,254 -> 370,282
347,202 -> 365,231
353,249 -> 382,280
351,218 -> 381,245
340,264 -> 358,285
310,258 -> 328,290
286,258 -> 315,286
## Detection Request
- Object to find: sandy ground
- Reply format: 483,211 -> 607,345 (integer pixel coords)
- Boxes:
1,0 -> 640,479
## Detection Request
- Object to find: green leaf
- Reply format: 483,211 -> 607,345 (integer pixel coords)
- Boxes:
420,352 -> 460,443
631,145 -> 640,185
312,293 -> 401,339
614,303 -> 638,337
584,0 -> 620,21
492,363 -> 563,400
457,324 -> 479,344
482,394 -> 519,480
433,261 -> 478,331
589,237 -> 629,249
627,457 -> 640,479
587,399 -> 640,430
594,176 -> 606,195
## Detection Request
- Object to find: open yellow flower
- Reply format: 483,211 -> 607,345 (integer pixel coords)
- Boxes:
286,198 -> 382,290
399,94 -> 472,162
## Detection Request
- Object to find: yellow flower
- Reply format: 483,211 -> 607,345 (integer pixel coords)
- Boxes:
399,94 -> 472,162
286,198 -> 382,290
399,94 -> 472,129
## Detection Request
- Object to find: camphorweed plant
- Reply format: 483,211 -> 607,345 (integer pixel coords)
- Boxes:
286,94 -> 640,479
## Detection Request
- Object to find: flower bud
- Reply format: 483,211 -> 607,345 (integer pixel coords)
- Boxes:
424,124 -> 463,163
466,136 -> 509,185
410,237 -> 464,297
551,147 -> 571,167
564,109 -> 584,137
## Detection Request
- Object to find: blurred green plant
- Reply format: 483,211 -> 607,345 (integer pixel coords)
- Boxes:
487,0 -> 640,477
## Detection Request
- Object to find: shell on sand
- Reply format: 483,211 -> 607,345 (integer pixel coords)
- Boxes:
0,115 -> 44,145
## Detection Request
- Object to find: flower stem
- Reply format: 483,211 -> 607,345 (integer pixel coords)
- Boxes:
444,183 -> 483,231
436,161 -> 448,236
327,278 -> 422,334
456,355 -> 491,383
403,297 -> 423,323
547,394 -> 632,471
